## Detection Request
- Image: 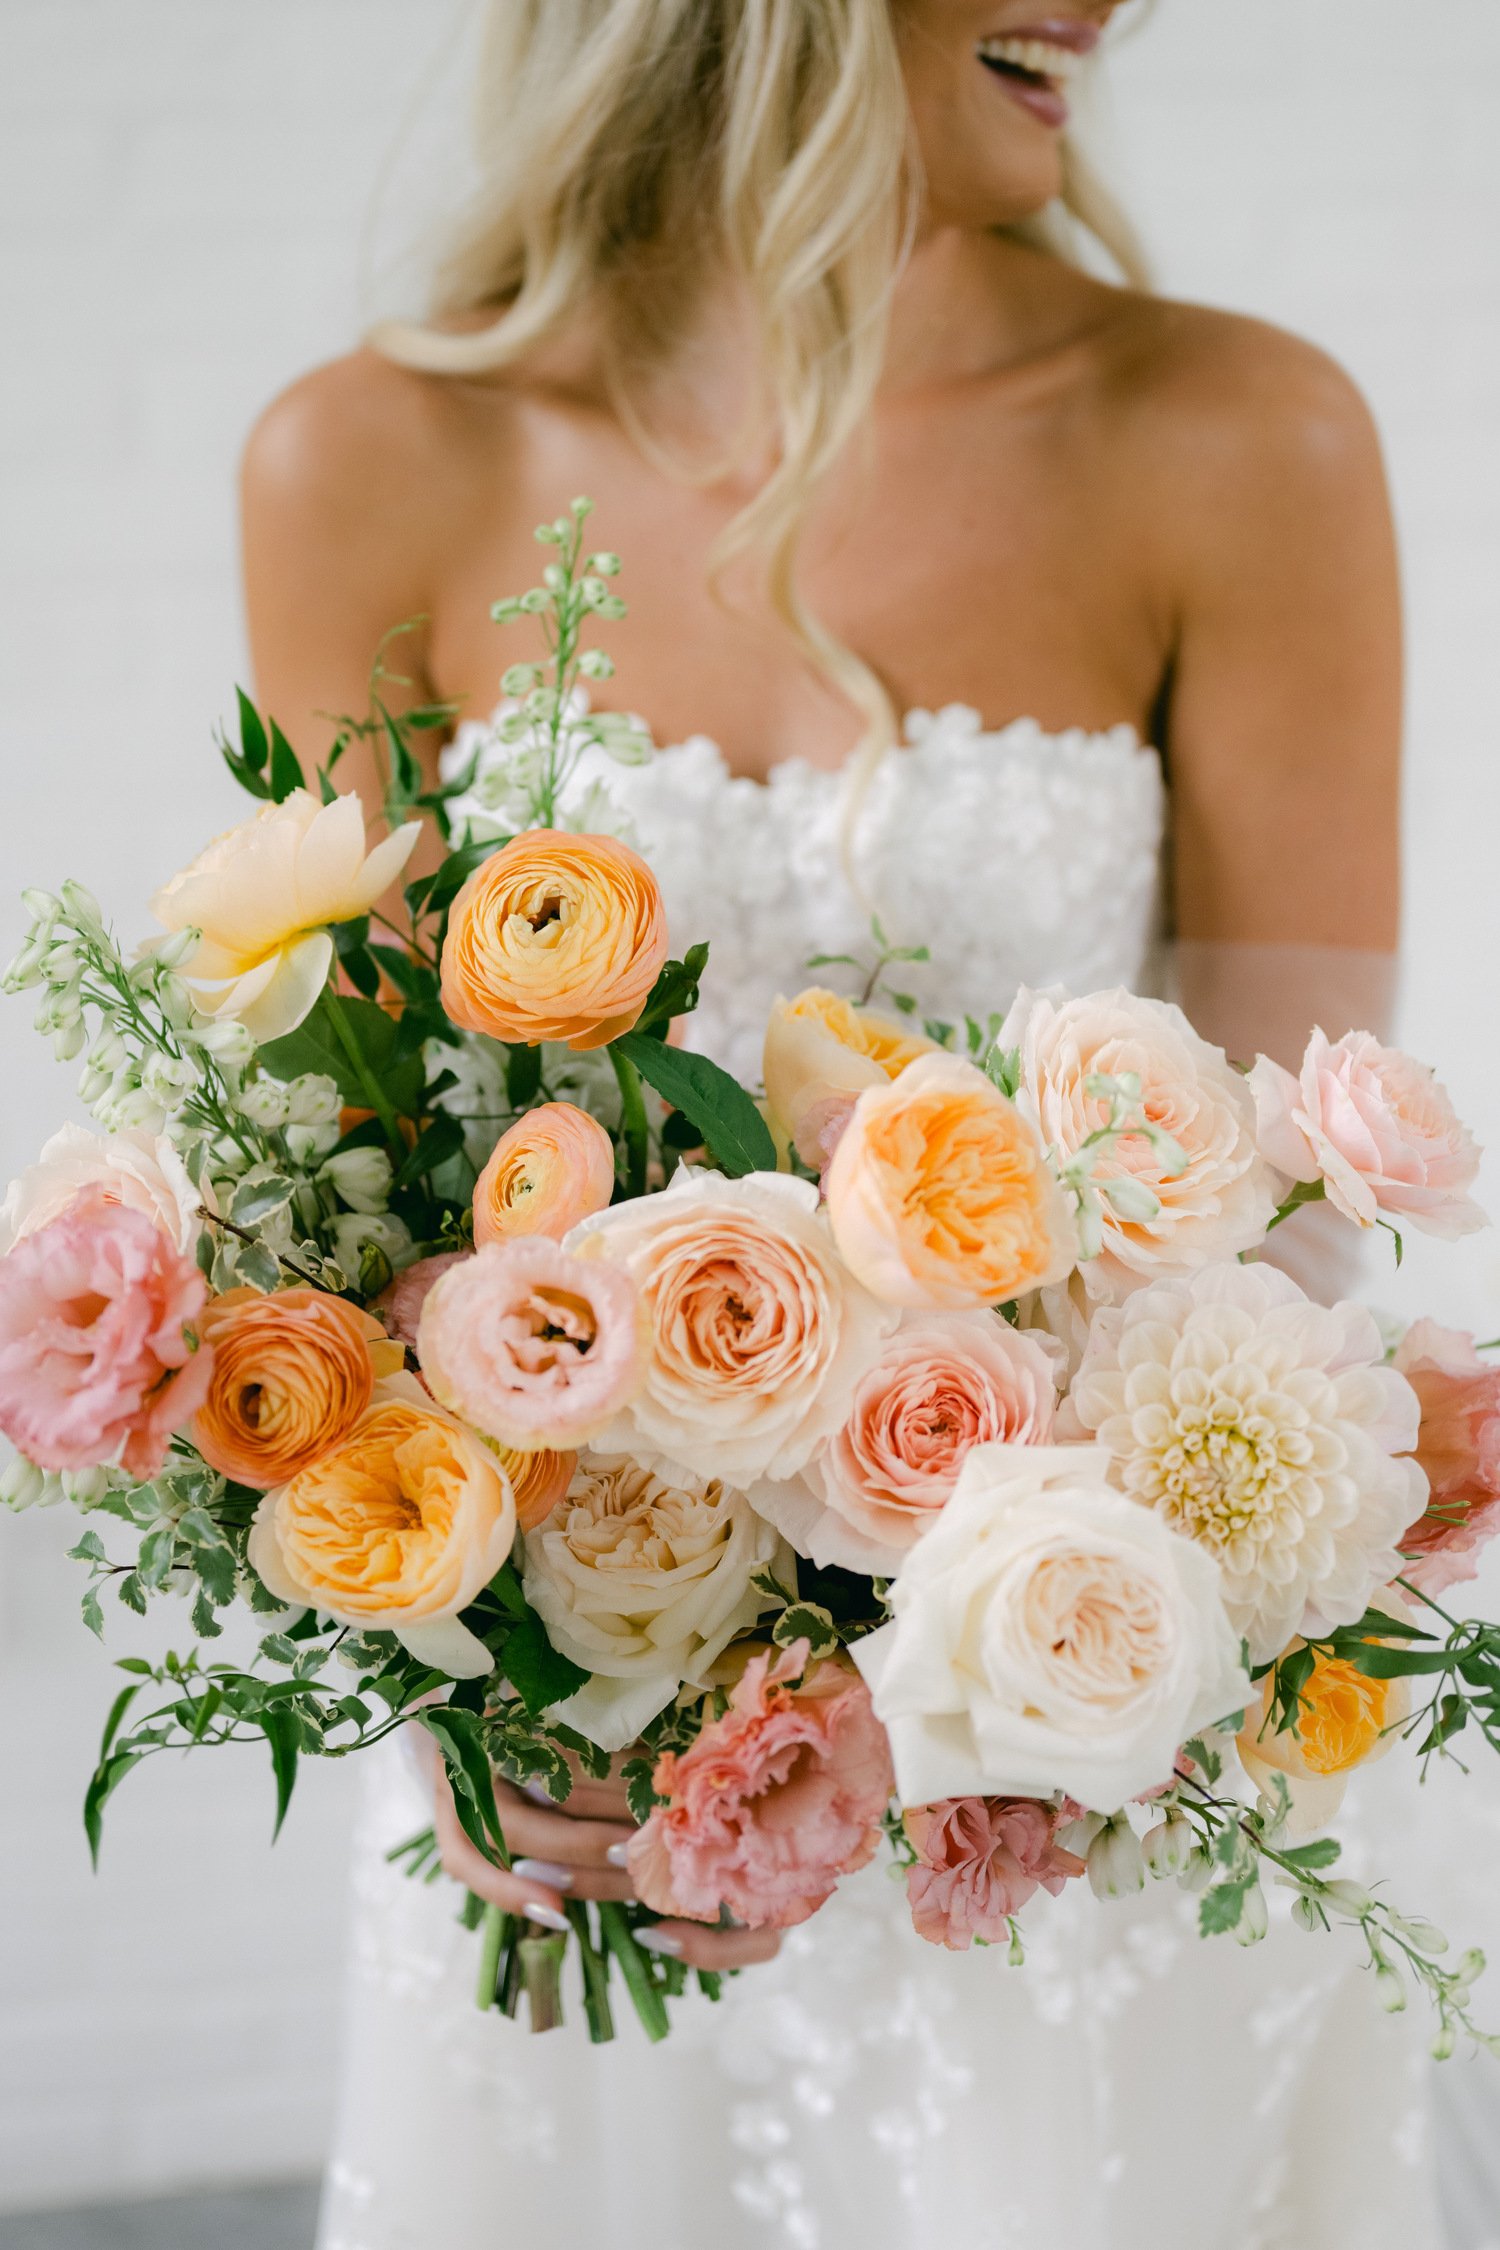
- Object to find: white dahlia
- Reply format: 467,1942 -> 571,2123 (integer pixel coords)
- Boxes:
1067,1262 -> 1427,1662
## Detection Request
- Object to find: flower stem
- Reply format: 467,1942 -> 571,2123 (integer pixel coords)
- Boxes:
475,1901 -> 511,2010
608,1045 -> 649,1198
597,1904 -> 671,2043
320,985 -> 408,1162
565,1900 -> 617,2044
519,1928 -> 569,2033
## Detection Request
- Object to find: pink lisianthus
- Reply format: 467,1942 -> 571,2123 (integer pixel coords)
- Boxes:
904,1795 -> 1085,1950
627,1641 -> 895,1929
0,1187 -> 213,1477
1250,1031 -> 1486,1241
1394,1321 -> 1500,1596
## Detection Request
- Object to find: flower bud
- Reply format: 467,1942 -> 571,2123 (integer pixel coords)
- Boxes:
1142,1811 -> 1195,1880
1323,1880 -> 1374,1918
62,1466 -> 112,1507
1374,1963 -> 1407,2014
60,879 -> 105,932
1291,1895 -> 1327,1934
1233,1882 -> 1269,1946
52,1020 -> 87,1061
284,1120 -> 340,1166
329,1211 -> 412,1273
1455,1948 -> 1487,1987
3,940 -> 45,991
1087,1815 -> 1146,1901
21,888 -> 61,927
191,1017 -> 256,1066
1431,2024 -> 1457,2062
1177,1847 -> 1216,1894
141,1050 -> 200,1107
156,975 -> 197,1030
321,1146 -> 394,1215
112,1089 -> 167,1134
0,1454 -> 52,1511
154,926 -> 202,972
238,1077 -> 291,1129
1390,1917 -> 1447,1956
286,1074 -> 342,1127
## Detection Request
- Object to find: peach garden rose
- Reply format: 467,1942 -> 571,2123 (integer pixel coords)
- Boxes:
0,1123 -> 204,1258
1393,1320 -> 1500,1595
473,1102 -> 617,1246
440,829 -> 669,1051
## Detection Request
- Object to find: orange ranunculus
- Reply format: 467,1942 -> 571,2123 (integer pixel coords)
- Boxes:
440,830 -> 669,1051
1237,1630 -> 1410,1834
823,1052 -> 1077,1310
763,987 -> 936,1168
247,1373 -> 517,1677
474,1102 -> 617,1246
193,1286 -> 405,1488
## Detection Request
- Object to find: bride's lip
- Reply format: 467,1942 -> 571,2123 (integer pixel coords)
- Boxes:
975,18 -> 1102,130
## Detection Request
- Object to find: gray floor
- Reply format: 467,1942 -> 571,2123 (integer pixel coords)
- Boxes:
0,2184 -> 319,2250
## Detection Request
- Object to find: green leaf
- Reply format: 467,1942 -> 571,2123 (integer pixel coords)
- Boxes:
137,1523 -> 178,1591
67,1530 -> 106,1564
235,688 -> 269,774
233,1240 -> 283,1295
267,720 -> 306,803
622,1756 -> 663,1827
420,1705 -> 510,1867
506,1040 -> 542,1109
502,1613 -> 590,1716
1278,1836 -> 1343,1872
81,1587 -> 105,1638
390,1112 -> 466,1194
634,944 -> 711,1039
1199,1880 -> 1252,1938
259,990 -> 425,1117
771,1603 -> 841,1662
407,837 -> 503,925
99,1682 -> 144,1763
1180,1733 -> 1223,1785
368,944 -> 438,1006
258,1706 -> 301,1840
230,1175 -> 295,1226
83,1749 -> 141,1868
612,1033 -> 775,1178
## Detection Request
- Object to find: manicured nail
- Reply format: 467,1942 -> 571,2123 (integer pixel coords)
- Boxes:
637,1927 -> 683,1957
514,1858 -> 574,1890
522,1781 -> 556,1807
523,1901 -> 571,1932
605,1842 -> 632,1869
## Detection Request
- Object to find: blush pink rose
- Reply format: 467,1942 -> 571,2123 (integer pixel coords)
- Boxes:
904,1795 -> 1084,1950
1251,1031 -> 1486,1241
627,1642 -> 895,1929
416,1238 -> 642,1450
1394,1320 -> 1500,1596
374,1251 -> 470,1348
0,1187 -> 213,1477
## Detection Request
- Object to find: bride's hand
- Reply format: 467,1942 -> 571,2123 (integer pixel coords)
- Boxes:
431,1749 -> 782,1972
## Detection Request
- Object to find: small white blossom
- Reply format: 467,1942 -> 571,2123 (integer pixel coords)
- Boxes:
321,1146 -> 394,1214
329,1210 -> 412,1273
1087,1815 -> 1146,1901
238,1078 -> 292,1130
284,1119 -> 341,1166
285,1073 -> 342,1128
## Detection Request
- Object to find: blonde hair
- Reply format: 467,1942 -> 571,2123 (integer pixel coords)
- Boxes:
374,0 -> 1147,752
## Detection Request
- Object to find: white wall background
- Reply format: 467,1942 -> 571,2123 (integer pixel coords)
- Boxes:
0,0 -> 1496,2216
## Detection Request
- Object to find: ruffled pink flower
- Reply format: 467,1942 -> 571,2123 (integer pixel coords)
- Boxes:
0,1187 -> 213,1477
627,1642 -> 895,1929
1394,1320 -> 1500,1596
374,1251 -> 470,1348
1251,1031 -> 1486,1241
904,1795 -> 1084,1950
416,1238 -> 642,1450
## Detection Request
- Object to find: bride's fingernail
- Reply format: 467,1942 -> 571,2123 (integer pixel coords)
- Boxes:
637,1927 -> 683,1957
523,1901 -> 571,1932
606,1842 -> 632,1869
513,1858 -> 574,1890
521,1781 -> 556,1807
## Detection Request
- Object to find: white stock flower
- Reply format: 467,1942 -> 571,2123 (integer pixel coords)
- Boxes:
329,1211 -> 412,1274
1066,1261 -> 1427,1662
0,1124 -> 205,1256
853,1443 -> 1248,1814
1000,986 -> 1277,1298
521,1454 -> 788,1750
238,1078 -> 291,1130
285,1073 -> 342,1128
321,1146 -> 394,1214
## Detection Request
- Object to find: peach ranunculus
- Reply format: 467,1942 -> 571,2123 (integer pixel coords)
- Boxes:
521,1454 -> 788,1749
750,1311 -> 1060,1576
474,1102 -> 617,1246
1250,1030 -> 1487,1242
903,1795 -> 1085,1950
823,1051 -> 1077,1312
0,1187 -> 213,1478
999,986 -> 1278,1299
1237,1621 -> 1410,1835
193,1287 -> 405,1488
763,986 -> 937,1169
247,1371 -> 516,1676
1393,1320 -> 1500,1596
568,1168 -> 895,1487
417,1238 -> 643,1451
0,1124 -> 206,1259
151,790 -> 420,1043
626,1642 -> 895,1927
440,829 -> 668,1051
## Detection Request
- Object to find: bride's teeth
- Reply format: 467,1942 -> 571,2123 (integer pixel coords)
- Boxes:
976,35 -> 1086,81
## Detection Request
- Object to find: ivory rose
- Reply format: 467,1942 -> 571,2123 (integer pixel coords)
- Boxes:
151,790 -> 420,1042
1251,1030 -> 1486,1241
904,1796 -> 1085,1950
0,1124 -> 203,1257
853,1444 -> 1249,1813
999,986 -> 1277,1297
474,1102 -> 616,1246
417,1239 -> 643,1452
824,1052 -> 1077,1311
440,829 -> 668,1051
193,1287 -> 405,1488
0,1188 -> 213,1478
1067,1262 -> 1427,1663
626,1642 -> 894,1927
568,1168 -> 895,1486
763,986 -> 936,1168
750,1312 -> 1059,1575
1237,1629 -> 1409,1835
1393,1321 -> 1500,1595
247,1372 -> 516,1677
521,1454 -> 788,1749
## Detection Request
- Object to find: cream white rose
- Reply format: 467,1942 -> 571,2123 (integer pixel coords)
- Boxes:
0,1123 -> 204,1256
1000,985 -> 1277,1299
521,1453 -> 790,1750
853,1443 -> 1249,1813
151,790 -> 420,1043
567,1168 -> 896,1486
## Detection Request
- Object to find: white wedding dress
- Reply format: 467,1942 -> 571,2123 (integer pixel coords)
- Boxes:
316,707 -> 1446,2250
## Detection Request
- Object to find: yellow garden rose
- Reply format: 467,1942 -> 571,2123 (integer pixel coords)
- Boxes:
1238,1629 -> 1410,1834
151,791 -> 420,1042
440,829 -> 668,1051
763,987 -> 937,1168
247,1373 -> 516,1677
824,1052 -> 1078,1309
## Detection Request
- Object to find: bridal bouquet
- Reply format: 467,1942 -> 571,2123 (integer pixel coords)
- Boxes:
5,501 -> 1500,2051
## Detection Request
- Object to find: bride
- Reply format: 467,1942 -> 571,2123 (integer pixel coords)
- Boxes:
241,2 -> 1434,2243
